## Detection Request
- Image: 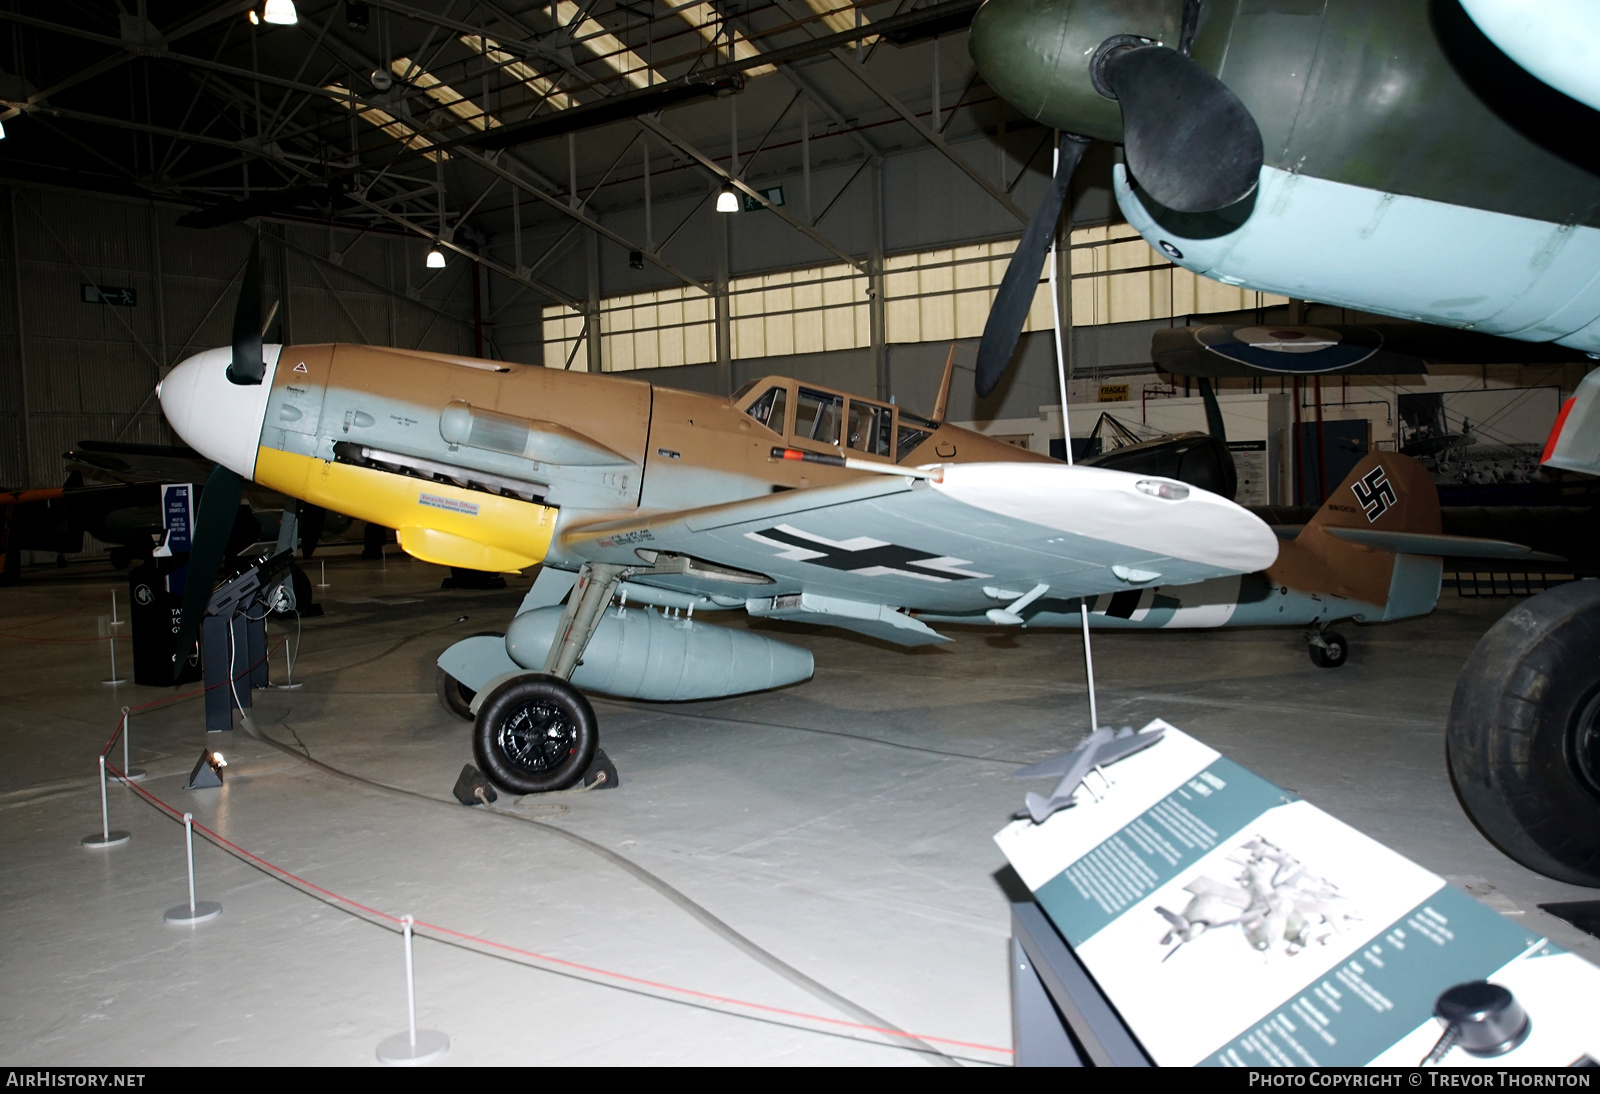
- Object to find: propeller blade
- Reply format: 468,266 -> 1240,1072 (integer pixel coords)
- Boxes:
226,238 -> 264,386
974,134 -> 1090,398
1102,46 -> 1263,214
170,464 -> 243,683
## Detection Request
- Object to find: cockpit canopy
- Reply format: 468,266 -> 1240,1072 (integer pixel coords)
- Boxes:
731,377 -> 938,464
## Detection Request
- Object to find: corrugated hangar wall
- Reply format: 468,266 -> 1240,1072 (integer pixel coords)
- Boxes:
482,135 -> 1134,426
0,185 -> 481,491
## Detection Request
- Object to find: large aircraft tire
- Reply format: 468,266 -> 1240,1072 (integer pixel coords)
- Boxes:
474,674 -> 598,794
1446,580 -> 1600,888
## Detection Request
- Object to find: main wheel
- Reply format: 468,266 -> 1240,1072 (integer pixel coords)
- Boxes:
1308,631 -> 1348,668
1447,580 -> 1600,887
435,630 -> 504,721
473,674 -> 598,794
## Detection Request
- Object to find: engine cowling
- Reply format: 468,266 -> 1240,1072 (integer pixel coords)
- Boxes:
504,604 -> 814,701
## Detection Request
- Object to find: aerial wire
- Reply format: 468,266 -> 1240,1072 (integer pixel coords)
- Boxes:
1048,130 -> 1100,735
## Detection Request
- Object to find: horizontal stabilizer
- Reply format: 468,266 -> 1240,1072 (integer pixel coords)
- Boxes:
1327,527 -> 1564,562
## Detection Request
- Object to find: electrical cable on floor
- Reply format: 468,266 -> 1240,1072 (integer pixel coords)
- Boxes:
238,711 -> 961,1066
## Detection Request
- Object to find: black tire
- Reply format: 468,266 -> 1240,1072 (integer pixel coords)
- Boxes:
436,668 -> 476,720
1308,631 -> 1348,668
434,630 -> 504,721
1446,580 -> 1600,888
473,674 -> 598,794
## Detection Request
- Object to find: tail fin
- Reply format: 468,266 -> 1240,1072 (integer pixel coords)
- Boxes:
1293,452 -> 1442,621
1304,451 -> 1441,536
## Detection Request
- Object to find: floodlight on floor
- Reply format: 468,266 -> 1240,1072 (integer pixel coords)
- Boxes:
186,749 -> 226,790
248,9 -> 260,24
262,0 -> 298,25
426,247 -> 446,269
716,184 -> 738,213
0,120 -> 8,140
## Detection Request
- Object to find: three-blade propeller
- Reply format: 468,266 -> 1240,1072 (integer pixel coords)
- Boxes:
1100,43 -> 1263,216
973,32 -> 1263,397
974,135 -> 1090,398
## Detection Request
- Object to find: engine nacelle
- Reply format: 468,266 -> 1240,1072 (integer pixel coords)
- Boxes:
504,604 -> 813,701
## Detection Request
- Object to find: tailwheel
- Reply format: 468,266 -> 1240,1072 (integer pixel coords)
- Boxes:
1307,628 -> 1348,669
473,674 -> 598,794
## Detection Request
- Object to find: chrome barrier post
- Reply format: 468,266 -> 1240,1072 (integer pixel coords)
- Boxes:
81,755 -> 130,848
164,813 -> 221,924
376,915 -> 449,1065
120,707 -> 146,782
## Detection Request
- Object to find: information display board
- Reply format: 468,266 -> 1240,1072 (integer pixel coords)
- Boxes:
995,720 -> 1600,1067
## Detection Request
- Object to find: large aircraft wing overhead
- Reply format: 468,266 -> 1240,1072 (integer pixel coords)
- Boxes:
561,462 -> 1280,627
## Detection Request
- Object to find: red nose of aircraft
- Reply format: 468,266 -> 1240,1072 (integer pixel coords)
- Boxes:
158,345 -> 281,481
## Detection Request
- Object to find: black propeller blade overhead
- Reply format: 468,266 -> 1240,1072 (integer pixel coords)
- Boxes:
1096,42 -> 1264,214
227,237 -> 265,386
974,134 -> 1091,398
170,464 -> 243,682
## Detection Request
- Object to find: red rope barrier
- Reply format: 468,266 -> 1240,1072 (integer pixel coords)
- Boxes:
98,640 -> 284,758
100,738 -> 1014,1059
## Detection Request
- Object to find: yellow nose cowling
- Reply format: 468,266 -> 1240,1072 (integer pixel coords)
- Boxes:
253,446 -> 556,572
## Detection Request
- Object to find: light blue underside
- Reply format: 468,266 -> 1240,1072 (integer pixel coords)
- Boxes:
1116,165 -> 1600,353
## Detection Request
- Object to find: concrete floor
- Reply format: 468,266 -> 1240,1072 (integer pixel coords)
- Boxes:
2,553 -> 1596,1066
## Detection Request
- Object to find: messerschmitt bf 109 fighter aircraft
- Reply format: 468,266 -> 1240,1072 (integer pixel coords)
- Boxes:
156,244 -> 1279,795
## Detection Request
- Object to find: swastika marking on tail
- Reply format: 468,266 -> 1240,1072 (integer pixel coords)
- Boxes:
1350,467 -> 1397,523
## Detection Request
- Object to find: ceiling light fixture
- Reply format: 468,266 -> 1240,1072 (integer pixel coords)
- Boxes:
262,0 -> 299,25
716,184 -> 738,213
426,246 -> 447,269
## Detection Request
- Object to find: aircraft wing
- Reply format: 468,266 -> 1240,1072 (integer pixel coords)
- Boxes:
561,462 -> 1279,645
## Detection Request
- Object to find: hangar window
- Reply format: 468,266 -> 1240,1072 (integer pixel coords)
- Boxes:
542,283 -> 717,372
882,226 -> 1288,343
729,264 -> 871,359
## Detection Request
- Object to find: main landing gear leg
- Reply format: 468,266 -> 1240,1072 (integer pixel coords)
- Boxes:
1306,622 -> 1348,669
472,563 -> 628,794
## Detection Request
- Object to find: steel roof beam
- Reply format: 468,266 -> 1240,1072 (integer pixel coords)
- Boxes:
764,0 -> 1026,224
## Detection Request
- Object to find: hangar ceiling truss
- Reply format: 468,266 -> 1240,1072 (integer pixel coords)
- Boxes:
0,0 -> 1029,313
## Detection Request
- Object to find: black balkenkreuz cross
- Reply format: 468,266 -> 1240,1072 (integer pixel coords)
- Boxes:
747,525 -> 989,581
1350,466 -> 1397,523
